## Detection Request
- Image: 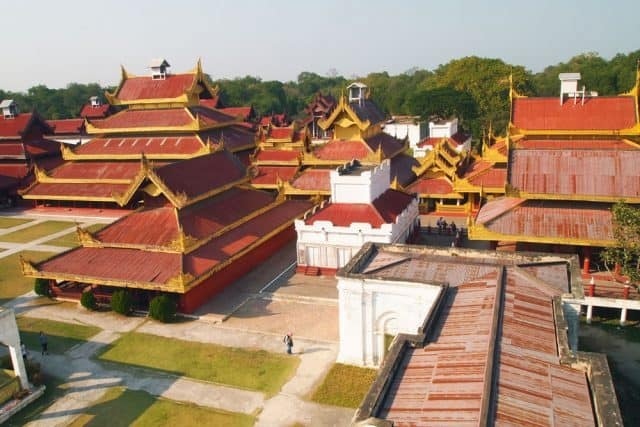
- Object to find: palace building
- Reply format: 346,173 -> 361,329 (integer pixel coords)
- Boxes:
20,59 -> 256,210
468,71 -> 640,261
0,99 -> 61,206
21,149 -> 312,313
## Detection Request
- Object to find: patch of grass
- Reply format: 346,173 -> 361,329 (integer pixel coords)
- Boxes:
46,223 -> 107,248
17,317 -> 101,354
0,220 -> 74,243
0,251 -> 56,305
0,217 -> 33,229
311,363 -> 378,408
67,387 -> 254,427
97,332 -> 299,396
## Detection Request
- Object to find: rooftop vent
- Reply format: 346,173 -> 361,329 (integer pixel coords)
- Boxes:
347,82 -> 367,106
559,73 -> 591,105
0,99 -> 18,119
150,58 -> 170,80
89,96 -> 101,107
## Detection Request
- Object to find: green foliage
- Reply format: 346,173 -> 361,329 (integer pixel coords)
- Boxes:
148,294 -> 177,323
602,202 -> 640,286
34,278 -> 49,296
110,290 -> 133,316
80,290 -> 97,311
1,83 -> 105,119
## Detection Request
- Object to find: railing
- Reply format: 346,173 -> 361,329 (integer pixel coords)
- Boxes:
436,204 -> 468,214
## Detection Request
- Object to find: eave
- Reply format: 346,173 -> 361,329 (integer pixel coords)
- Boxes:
506,188 -> 640,204
468,222 -> 616,247
317,96 -> 370,131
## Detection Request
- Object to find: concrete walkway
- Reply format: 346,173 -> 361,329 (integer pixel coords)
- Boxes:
16,300 -> 353,426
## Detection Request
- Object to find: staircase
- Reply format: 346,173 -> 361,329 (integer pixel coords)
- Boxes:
304,266 -> 320,276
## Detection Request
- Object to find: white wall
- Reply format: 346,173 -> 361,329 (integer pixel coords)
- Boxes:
429,118 -> 458,138
0,309 -> 29,389
336,277 -> 443,366
383,122 -> 427,150
330,160 -> 391,204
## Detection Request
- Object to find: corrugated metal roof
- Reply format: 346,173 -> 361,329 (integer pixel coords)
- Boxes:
80,103 -> 110,119
251,166 -> 298,186
47,161 -> 142,180
23,182 -> 132,199
255,149 -> 300,162
47,119 -> 84,135
117,74 -> 196,101
91,109 -> 193,129
510,148 -> 640,198
0,113 -> 33,137
406,176 -> 457,196
75,136 -> 204,156
477,199 -> 613,242
313,140 -> 371,160
516,138 -> 634,150
290,169 -> 330,191
512,96 -> 637,130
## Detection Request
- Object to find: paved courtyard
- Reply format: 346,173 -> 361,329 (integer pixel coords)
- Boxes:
0,208 -> 353,426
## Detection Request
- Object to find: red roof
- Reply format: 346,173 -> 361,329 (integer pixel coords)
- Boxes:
290,169 -> 330,191
198,97 -> 222,109
80,103 -> 111,119
313,140 -> 371,161
306,189 -> 414,227
255,149 -> 300,163
365,133 -> 404,158
184,200 -> 311,276
90,109 -> 193,129
190,106 -> 237,127
22,182 -> 133,199
47,161 -> 143,180
251,166 -> 298,186
0,113 -> 36,137
117,74 -> 196,101
476,198 -> 614,242
23,139 -> 61,158
48,119 -> 84,135
512,96 -> 637,130
268,127 -> 293,140
390,154 -> 419,187
468,168 -> 506,188
510,148 -> 640,198
406,176 -> 455,195
94,207 -> 179,246
199,125 -> 256,152
38,246 -> 181,285
516,138 -> 635,150
0,164 -> 29,190
74,136 -> 204,157
417,132 -> 470,148
0,142 -> 26,158
153,150 -> 246,202
220,106 -> 253,120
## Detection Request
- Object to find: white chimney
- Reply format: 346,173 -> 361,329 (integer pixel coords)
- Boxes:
559,73 -> 584,104
0,99 -> 18,119
150,58 -> 170,80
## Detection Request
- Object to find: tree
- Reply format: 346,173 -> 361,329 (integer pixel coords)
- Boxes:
406,87 -> 478,125
111,289 -> 133,315
34,278 -> 49,296
601,202 -> 640,288
149,294 -> 177,323
81,290 -> 97,311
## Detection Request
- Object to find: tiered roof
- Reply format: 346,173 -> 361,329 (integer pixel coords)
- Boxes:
22,151 -> 312,293
472,71 -> 640,246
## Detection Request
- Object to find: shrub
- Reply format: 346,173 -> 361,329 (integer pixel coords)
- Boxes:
149,294 -> 177,323
34,278 -> 49,296
81,290 -> 97,310
111,290 -> 133,315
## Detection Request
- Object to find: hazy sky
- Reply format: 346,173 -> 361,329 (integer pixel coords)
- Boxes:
2,0 -> 639,92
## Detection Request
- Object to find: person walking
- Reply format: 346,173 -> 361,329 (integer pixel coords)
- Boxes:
283,332 -> 294,354
39,331 -> 48,355
21,342 -> 28,361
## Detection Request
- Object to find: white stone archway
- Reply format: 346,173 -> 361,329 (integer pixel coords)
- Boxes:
374,311 -> 399,366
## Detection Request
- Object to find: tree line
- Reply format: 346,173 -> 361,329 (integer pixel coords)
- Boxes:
1,50 -> 638,139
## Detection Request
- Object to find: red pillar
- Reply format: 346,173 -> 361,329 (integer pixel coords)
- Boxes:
588,277 -> 595,297
582,257 -> 590,275
623,285 -> 630,299
615,263 -> 622,275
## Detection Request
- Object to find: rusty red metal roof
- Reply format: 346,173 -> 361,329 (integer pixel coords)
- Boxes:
255,149 -> 300,163
95,207 -> 179,246
116,74 -> 196,101
74,136 -> 204,156
0,113 -> 34,137
0,142 -> 26,158
476,198 -> 613,242
185,199 -> 312,276
306,190 -> 414,227
313,140 -> 371,160
516,138 -> 636,150
152,150 -> 246,202
268,127 -> 294,140
290,168 -> 331,191
512,96 -> 637,130
199,125 -> 256,152
48,119 -> 84,135
406,176 -> 456,196
37,246 -> 181,285
510,148 -> 640,198
90,109 -> 193,129
190,106 -> 236,127
23,182 -> 133,199
80,103 -> 111,119
219,106 -> 253,120
198,97 -> 222,109
47,161 -> 143,180
363,246 -> 595,426
251,166 -> 298,186
468,168 -> 506,188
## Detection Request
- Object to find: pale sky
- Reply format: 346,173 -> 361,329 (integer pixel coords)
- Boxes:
2,0 -> 639,92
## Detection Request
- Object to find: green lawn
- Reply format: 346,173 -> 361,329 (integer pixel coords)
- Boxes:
67,387 -> 254,427
98,332 -> 299,396
311,363 -> 378,408
2,376 -> 66,427
18,317 -> 101,354
46,223 -> 107,248
0,217 -> 33,229
0,251 -> 56,305
0,220 -> 75,243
